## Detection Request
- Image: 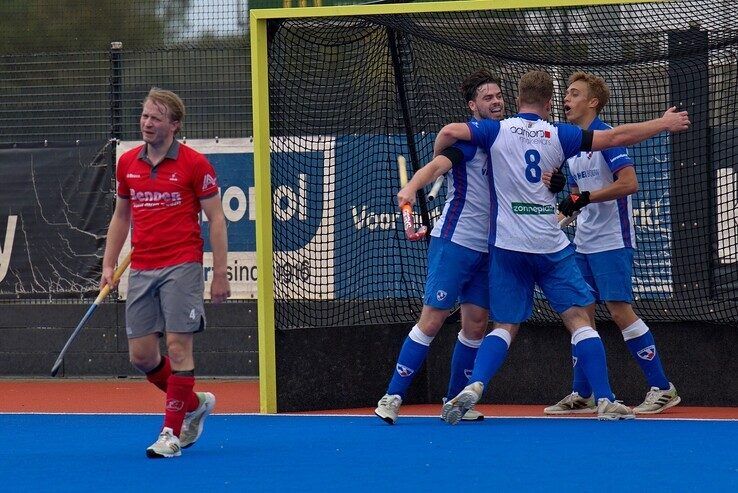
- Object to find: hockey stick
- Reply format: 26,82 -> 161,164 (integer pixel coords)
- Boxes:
558,210 -> 580,228
397,155 -> 428,241
427,175 -> 444,201
50,251 -> 132,377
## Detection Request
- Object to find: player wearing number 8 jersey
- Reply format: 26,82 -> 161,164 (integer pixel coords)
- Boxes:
435,70 -> 690,423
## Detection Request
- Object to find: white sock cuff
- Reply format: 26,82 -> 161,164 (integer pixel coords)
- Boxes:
457,331 -> 483,349
409,324 -> 434,346
488,328 -> 512,348
621,319 -> 649,341
571,326 -> 599,346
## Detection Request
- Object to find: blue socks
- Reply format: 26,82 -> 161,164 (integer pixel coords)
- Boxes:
571,327 -> 615,402
571,343 -> 592,397
446,332 -> 482,400
387,325 -> 433,398
622,319 -> 670,390
467,329 -> 511,389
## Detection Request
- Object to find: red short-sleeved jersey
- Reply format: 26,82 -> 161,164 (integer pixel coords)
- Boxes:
116,140 -> 219,270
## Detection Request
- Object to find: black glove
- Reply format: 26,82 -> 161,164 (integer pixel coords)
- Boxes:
548,168 -> 566,194
559,191 -> 591,217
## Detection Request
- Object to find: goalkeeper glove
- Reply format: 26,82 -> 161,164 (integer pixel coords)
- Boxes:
559,191 -> 591,216
547,168 -> 566,193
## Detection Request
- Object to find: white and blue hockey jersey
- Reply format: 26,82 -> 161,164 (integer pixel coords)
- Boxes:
566,117 -> 635,254
431,136 -> 490,253
467,113 -> 584,254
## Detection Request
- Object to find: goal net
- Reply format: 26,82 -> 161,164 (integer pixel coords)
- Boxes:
253,0 -> 738,329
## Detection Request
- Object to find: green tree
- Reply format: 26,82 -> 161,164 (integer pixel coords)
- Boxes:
0,0 -> 190,54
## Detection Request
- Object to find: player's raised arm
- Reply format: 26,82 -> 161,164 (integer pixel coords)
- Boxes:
433,122 -> 472,155
397,153 -> 455,207
590,106 -> 690,151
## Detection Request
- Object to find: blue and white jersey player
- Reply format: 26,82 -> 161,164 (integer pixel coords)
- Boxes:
376,69 -> 526,425
433,70 -> 689,424
542,71 -> 680,416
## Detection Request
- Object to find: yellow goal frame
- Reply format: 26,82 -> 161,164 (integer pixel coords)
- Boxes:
250,0 -> 663,414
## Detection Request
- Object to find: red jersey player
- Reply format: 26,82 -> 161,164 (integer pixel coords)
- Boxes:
102,87 -> 230,458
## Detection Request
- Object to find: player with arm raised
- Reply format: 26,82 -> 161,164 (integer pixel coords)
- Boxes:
541,72 -> 679,415
376,70 -> 555,424
437,70 -> 689,424
102,88 -> 231,458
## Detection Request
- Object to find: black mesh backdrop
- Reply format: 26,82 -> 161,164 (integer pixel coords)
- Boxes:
266,1 -> 738,328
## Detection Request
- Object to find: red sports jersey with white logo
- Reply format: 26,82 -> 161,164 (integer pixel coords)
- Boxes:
117,141 -> 219,270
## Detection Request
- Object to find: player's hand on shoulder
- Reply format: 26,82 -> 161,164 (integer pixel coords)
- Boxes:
397,187 -> 416,207
662,106 -> 690,133
543,168 -> 566,194
210,272 -> 231,304
558,191 -> 591,217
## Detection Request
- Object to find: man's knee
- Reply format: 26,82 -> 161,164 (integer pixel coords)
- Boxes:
129,348 -> 159,372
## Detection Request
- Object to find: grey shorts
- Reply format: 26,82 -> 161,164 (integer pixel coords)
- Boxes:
125,262 -> 205,339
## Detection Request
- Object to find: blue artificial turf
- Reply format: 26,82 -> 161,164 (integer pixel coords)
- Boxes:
1,414 -> 735,492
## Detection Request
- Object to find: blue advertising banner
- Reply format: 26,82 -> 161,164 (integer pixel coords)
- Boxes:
115,134 -> 680,302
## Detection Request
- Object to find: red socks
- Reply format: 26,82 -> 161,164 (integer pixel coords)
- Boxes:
146,356 -> 171,392
163,374 -> 195,437
145,356 -> 200,417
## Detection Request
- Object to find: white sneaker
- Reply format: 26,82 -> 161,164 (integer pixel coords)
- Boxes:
544,392 -> 596,415
633,383 -> 681,414
441,382 -> 483,425
146,427 -> 182,458
597,398 -> 635,421
374,394 -> 402,425
180,392 -> 216,448
441,398 -> 484,422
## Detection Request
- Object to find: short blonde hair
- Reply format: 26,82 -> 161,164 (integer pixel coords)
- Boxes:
568,71 -> 610,113
144,88 -> 186,133
518,70 -> 553,107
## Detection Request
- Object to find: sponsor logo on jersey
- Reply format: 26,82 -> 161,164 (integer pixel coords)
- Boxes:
202,173 -> 217,190
129,188 -> 182,207
510,126 -> 551,139
637,345 -> 656,361
511,202 -> 555,215
169,172 -> 179,182
126,173 -> 142,178
573,169 -> 600,180
396,364 -> 414,377
436,290 -> 447,301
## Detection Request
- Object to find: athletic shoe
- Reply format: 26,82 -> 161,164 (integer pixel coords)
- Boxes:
146,427 -> 182,458
374,394 -> 402,425
441,382 -> 483,425
596,398 -> 635,421
440,398 -> 484,422
544,392 -> 596,415
180,392 -> 216,448
633,382 -> 681,414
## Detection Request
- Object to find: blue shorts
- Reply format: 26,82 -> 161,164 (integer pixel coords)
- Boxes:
489,245 -> 594,323
575,248 -> 634,303
423,237 -> 489,310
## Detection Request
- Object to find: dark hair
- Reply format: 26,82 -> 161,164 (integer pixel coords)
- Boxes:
461,69 -> 502,103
